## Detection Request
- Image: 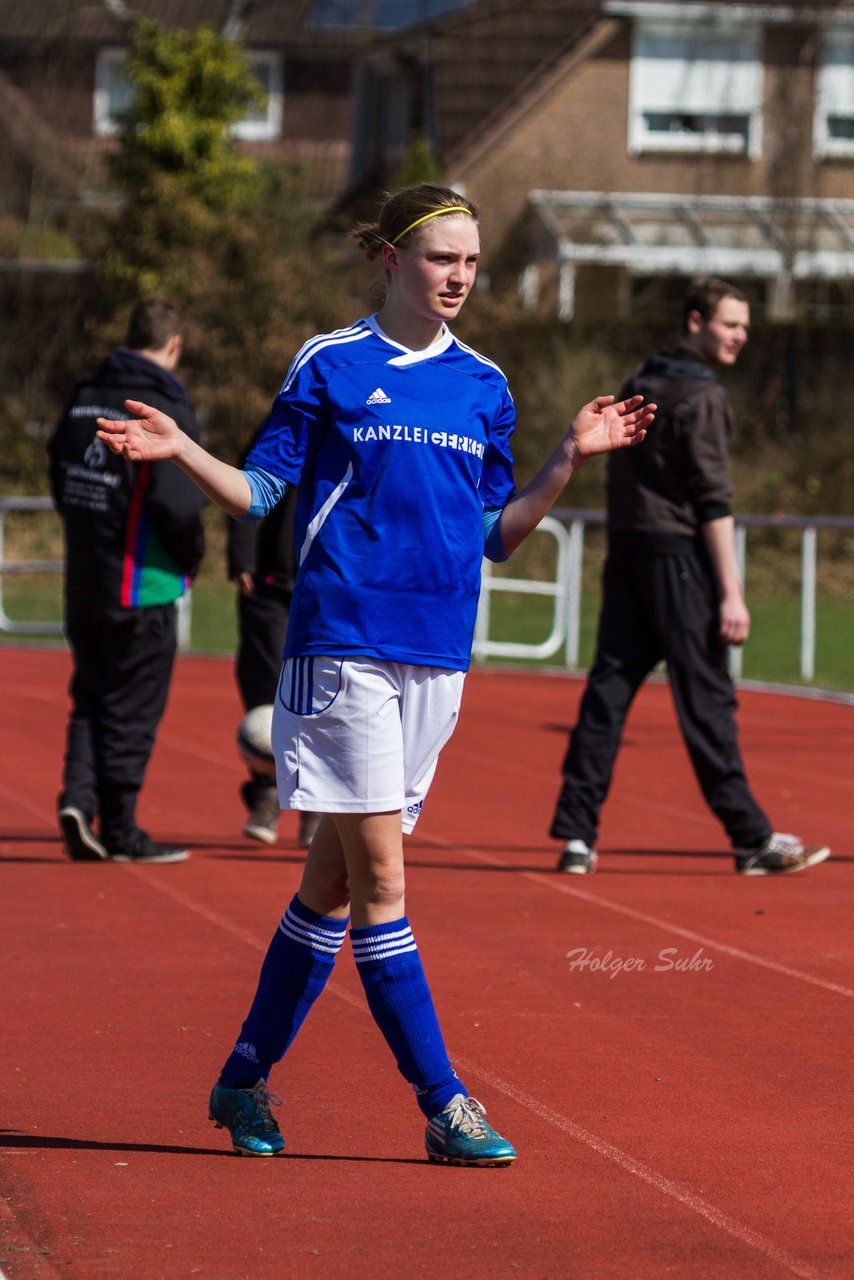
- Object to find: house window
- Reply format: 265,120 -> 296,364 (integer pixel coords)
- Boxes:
231,51 -> 283,141
628,21 -> 762,158
814,31 -> 854,159
92,47 -> 283,140
93,48 -> 133,138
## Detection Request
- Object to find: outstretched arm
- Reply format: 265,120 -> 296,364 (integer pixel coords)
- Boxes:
499,394 -> 654,555
97,400 -> 252,517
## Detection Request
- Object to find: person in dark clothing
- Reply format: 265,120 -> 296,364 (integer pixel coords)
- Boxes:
549,278 -> 830,877
227,436 -> 318,847
48,298 -> 206,864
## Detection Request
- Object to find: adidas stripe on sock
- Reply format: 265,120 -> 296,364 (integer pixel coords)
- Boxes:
219,895 -> 348,1087
351,916 -> 466,1119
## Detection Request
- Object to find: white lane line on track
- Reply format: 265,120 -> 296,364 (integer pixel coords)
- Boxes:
454,1062 -> 835,1280
122,870 -> 271,952
130,869 -> 843,1279
155,730 -> 246,772
0,781 -> 58,823
455,846 -> 854,999
8,789 -> 847,1002
448,739 -> 719,827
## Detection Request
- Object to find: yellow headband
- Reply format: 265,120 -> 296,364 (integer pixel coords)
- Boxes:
390,207 -> 474,246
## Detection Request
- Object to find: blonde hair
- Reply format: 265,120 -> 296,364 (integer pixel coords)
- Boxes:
351,183 -> 479,260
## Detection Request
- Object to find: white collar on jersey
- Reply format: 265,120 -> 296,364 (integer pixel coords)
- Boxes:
366,313 -> 455,366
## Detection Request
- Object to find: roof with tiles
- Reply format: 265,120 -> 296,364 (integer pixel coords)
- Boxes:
375,0 -> 601,162
376,0 -> 854,169
0,0 -> 352,45
0,0 -> 848,40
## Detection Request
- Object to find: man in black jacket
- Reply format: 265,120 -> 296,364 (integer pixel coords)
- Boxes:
549,278 -> 829,877
48,299 -> 206,864
227,434 -> 318,847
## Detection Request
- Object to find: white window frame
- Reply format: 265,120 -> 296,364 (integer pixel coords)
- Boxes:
814,29 -> 854,160
92,47 -> 283,141
93,47 -> 133,138
230,50 -> 283,141
628,18 -> 763,159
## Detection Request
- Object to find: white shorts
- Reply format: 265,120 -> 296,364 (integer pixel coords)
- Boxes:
271,657 -> 465,833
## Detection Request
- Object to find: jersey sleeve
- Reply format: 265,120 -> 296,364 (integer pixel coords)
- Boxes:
482,507 -> 509,562
478,381 -> 516,510
240,465 -> 289,520
244,353 -> 327,486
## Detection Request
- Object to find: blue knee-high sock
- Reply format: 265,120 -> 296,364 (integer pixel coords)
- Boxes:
220,895 -> 348,1086
351,917 -> 466,1119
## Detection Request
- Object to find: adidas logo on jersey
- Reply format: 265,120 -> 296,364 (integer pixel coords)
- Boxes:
366,387 -> 392,405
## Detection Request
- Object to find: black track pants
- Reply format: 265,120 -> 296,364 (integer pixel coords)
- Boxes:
60,603 -> 177,850
549,549 -> 770,851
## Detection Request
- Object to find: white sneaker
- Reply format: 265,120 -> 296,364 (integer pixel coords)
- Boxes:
734,832 -> 830,875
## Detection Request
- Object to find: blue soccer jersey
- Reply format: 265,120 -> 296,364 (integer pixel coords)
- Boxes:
246,315 -> 517,671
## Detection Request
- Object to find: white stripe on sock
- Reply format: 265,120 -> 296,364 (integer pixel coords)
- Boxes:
351,926 -> 417,963
351,924 -> 413,948
279,907 -> 347,956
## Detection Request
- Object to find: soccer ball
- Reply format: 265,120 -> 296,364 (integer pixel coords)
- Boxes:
236,704 -> 276,779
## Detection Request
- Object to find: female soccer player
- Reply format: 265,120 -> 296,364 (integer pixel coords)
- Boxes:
97,184 -> 654,1165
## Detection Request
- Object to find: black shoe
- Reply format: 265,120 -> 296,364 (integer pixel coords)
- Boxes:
59,807 -> 109,861
110,833 -> 190,864
557,839 -> 598,875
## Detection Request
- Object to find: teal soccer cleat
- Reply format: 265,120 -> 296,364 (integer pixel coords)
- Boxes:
209,1078 -> 285,1157
425,1094 -> 516,1167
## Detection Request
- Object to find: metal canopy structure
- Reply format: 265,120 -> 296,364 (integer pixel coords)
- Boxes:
525,190 -> 854,318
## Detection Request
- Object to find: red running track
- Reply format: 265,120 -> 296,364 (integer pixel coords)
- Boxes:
1,647 -> 852,1280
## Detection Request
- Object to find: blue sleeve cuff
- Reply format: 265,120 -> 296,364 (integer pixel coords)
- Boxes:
239,464 -> 289,521
483,506 -> 509,562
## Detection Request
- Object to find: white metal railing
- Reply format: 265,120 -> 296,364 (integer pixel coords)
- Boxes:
473,507 -> 854,683
0,496 -> 192,649
0,497 -> 63,636
1,497 -> 850,680
474,516 -> 572,661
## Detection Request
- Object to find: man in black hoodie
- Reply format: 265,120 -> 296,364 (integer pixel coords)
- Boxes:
548,278 -> 829,877
48,299 -> 206,864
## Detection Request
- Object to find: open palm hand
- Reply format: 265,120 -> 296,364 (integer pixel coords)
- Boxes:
96,400 -> 183,463
570,395 -> 655,458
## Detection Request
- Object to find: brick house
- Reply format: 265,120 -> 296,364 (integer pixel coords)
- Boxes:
2,0 -> 852,317
360,0 -> 854,318
0,0 -> 367,233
